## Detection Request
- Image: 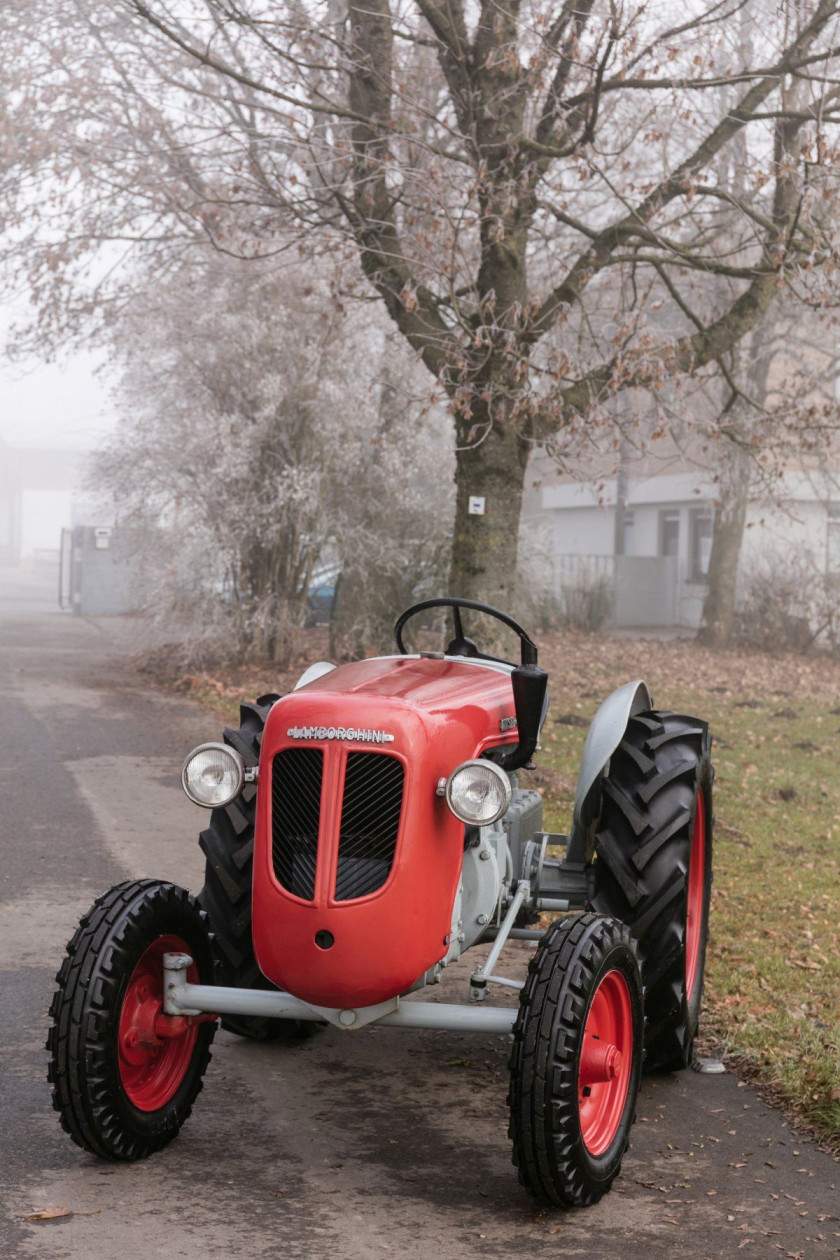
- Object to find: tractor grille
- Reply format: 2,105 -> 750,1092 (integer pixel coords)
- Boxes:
271,748 -> 323,900
334,753 -> 404,902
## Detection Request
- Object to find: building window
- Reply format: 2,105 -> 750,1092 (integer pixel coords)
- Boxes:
689,508 -> 713,583
659,510 -> 680,558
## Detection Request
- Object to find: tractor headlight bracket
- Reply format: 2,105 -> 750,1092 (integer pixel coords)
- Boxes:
443,760 -> 512,826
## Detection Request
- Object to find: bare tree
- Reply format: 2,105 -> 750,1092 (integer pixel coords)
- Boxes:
3,0 -> 840,605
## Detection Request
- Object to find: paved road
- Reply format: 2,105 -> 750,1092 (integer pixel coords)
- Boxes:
1,569 -> 838,1259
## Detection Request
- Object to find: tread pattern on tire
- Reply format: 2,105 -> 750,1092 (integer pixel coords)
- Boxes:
46,879 -> 215,1161
591,710 -> 714,1071
508,912 -> 644,1208
197,694 -> 309,1040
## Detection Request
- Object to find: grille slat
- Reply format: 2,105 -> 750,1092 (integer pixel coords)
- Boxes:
335,753 -> 404,902
271,749 -> 323,900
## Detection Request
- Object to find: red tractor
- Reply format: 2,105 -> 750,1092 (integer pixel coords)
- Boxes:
48,598 -> 712,1207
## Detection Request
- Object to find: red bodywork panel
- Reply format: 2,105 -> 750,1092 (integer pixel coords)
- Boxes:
252,657 -> 516,1008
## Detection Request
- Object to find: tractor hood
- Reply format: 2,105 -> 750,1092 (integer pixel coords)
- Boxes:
288,653 -> 517,728
251,655 -> 519,1008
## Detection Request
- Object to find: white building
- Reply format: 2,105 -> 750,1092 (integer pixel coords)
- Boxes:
530,468 -> 839,629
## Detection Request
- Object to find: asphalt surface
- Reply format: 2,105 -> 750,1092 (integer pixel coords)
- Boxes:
1,566 -> 838,1259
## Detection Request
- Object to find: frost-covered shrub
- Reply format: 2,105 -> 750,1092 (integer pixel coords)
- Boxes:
735,546 -> 839,652
92,257 -> 454,664
559,568 -> 614,632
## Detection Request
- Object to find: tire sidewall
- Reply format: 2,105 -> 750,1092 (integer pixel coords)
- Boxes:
644,736 -> 713,1050
685,765 -> 713,1033
92,895 -> 215,1143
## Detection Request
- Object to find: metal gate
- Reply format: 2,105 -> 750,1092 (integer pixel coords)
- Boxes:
614,555 -> 677,627
59,525 -> 134,615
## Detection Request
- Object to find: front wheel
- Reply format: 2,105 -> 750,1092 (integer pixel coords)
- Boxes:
508,913 -> 644,1207
47,879 -> 216,1160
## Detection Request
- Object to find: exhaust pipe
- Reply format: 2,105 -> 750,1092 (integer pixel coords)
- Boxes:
495,663 -> 548,772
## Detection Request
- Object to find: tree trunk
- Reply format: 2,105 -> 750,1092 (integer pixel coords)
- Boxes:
696,467 -> 749,648
613,437 -> 631,557
697,325 -> 773,648
448,414 -> 530,608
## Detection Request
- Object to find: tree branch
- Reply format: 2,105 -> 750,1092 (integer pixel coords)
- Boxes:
414,0 -> 474,138
345,0 -> 452,375
528,0 -> 840,342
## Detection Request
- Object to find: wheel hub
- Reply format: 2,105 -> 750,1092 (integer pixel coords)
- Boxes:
578,968 -> 634,1156
120,995 -> 192,1063
118,935 -> 200,1111
580,1038 -> 622,1084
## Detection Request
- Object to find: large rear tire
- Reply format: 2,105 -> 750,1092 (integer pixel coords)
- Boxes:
47,880 -> 216,1160
591,710 -> 713,1071
508,913 -> 644,1207
198,695 -> 311,1041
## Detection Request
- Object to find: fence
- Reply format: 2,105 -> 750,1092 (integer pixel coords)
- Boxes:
551,554 -> 680,628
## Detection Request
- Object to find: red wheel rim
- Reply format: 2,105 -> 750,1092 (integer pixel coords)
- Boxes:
685,788 -> 707,1001
578,969 -> 633,1157
118,935 -> 198,1111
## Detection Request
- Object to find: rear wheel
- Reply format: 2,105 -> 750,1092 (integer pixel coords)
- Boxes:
508,913 -> 644,1206
591,711 -> 713,1071
198,695 -> 311,1041
47,880 -> 216,1160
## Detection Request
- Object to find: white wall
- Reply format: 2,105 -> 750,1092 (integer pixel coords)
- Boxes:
626,505 -> 659,556
741,500 -> 826,566
552,505 -> 615,556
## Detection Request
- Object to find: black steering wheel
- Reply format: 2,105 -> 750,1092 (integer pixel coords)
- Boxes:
394,597 -> 538,667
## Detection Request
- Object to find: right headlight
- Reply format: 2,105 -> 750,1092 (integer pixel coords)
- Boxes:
444,759 -> 512,826
181,742 -> 245,808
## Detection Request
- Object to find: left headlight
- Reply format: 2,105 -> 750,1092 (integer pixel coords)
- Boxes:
444,759 -> 512,826
181,742 -> 245,808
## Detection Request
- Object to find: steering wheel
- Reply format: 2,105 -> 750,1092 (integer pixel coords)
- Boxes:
394,597 -> 538,667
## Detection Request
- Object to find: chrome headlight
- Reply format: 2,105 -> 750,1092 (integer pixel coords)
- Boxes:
444,759 -> 512,826
181,742 -> 245,808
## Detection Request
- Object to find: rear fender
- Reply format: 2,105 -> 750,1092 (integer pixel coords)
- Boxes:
569,680 -> 652,861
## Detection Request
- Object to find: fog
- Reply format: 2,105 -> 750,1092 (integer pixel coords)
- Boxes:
0,306 -> 113,581
0,305 -> 115,452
